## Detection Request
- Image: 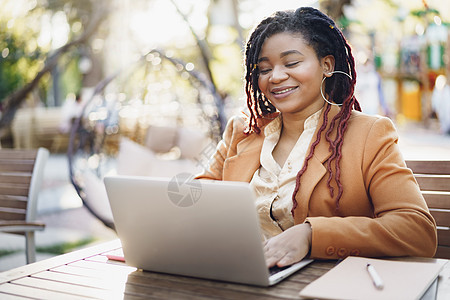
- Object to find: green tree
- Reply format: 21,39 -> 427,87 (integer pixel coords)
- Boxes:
0,0 -> 108,131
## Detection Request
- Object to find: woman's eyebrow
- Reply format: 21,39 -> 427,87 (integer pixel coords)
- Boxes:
280,50 -> 303,57
257,57 -> 269,63
257,50 -> 303,63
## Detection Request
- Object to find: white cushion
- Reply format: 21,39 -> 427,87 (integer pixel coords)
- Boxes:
176,127 -> 209,160
117,137 -> 202,178
144,125 -> 177,153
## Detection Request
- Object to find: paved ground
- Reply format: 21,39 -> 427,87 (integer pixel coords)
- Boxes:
0,119 -> 449,272
396,120 -> 450,160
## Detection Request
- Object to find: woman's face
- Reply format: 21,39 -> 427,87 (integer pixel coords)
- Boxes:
257,32 -> 333,118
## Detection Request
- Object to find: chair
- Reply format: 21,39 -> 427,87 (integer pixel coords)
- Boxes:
406,160 -> 450,259
0,147 -> 49,264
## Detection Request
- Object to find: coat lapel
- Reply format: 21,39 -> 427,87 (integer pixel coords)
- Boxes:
222,113 -> 278,182
223,129 -> 265,182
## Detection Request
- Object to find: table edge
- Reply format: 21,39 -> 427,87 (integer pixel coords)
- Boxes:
0,239 -> 121,284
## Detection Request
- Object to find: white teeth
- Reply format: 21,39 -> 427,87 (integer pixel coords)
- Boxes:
273,87 -> 295,94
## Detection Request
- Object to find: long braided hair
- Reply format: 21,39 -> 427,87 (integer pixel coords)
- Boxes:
244,7 -> 362,213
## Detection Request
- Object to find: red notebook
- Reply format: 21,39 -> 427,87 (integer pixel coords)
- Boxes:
105,249 -> 125,262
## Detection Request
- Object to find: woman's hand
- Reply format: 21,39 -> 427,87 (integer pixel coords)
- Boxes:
264,222 -> 312,268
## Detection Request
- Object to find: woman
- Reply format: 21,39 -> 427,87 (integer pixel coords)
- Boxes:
196,7 -> 436,268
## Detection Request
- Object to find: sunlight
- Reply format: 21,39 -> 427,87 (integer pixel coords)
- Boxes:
129,1 -> 185,46
127,0 -> 319,49
128,0 -> 210,48
239,0 -> 319,28
51,11 -> 70,49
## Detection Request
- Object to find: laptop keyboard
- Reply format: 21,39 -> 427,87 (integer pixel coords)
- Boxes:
269,265 -> 290,276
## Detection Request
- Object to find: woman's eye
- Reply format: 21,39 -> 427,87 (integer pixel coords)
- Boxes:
286,61 -> 299,67
259,68 -> 271,75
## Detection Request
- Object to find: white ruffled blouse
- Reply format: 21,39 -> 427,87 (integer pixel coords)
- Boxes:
249,109 -> 322,240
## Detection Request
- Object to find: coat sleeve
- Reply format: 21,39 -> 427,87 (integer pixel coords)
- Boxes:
306,117 -> 437,259
195,116 -> 243,181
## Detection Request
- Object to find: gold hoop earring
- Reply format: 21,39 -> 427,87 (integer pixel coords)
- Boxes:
320,70 -> 352,106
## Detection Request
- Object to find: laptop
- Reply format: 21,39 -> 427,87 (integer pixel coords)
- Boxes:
104,173 -> 313,286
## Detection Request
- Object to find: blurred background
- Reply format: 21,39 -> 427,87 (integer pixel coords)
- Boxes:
1,0 -> 450,270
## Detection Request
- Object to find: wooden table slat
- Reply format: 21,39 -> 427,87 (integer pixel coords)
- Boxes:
124,279 -> 283,300
14,276 -> 122,299
68,258 -> 137,273
0,239 -> 122,284
124,283 -> 225,300
128,271 -> 297,300
0,282 -> 94,300
33,270 -> 124,290
0,292 -> 32,299
50,265 -> 133,282
85,254 -> 111,263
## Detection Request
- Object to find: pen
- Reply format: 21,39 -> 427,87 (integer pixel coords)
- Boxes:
366,263 -> 384,290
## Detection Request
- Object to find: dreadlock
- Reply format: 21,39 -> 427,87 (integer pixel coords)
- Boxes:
244,7 -> 362,212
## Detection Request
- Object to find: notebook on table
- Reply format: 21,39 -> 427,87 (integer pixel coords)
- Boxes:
104,174 -> 313,286
299,256 -> 445,300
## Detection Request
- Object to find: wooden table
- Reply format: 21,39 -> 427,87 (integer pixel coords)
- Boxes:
0,239 -> 449,299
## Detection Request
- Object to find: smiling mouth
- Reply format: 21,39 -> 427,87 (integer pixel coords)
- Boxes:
272,87 -> 297,95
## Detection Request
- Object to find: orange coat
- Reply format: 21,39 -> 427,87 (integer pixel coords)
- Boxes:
196,106 -> 437,259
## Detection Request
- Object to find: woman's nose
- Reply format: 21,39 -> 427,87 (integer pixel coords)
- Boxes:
270,66 -> 288,83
